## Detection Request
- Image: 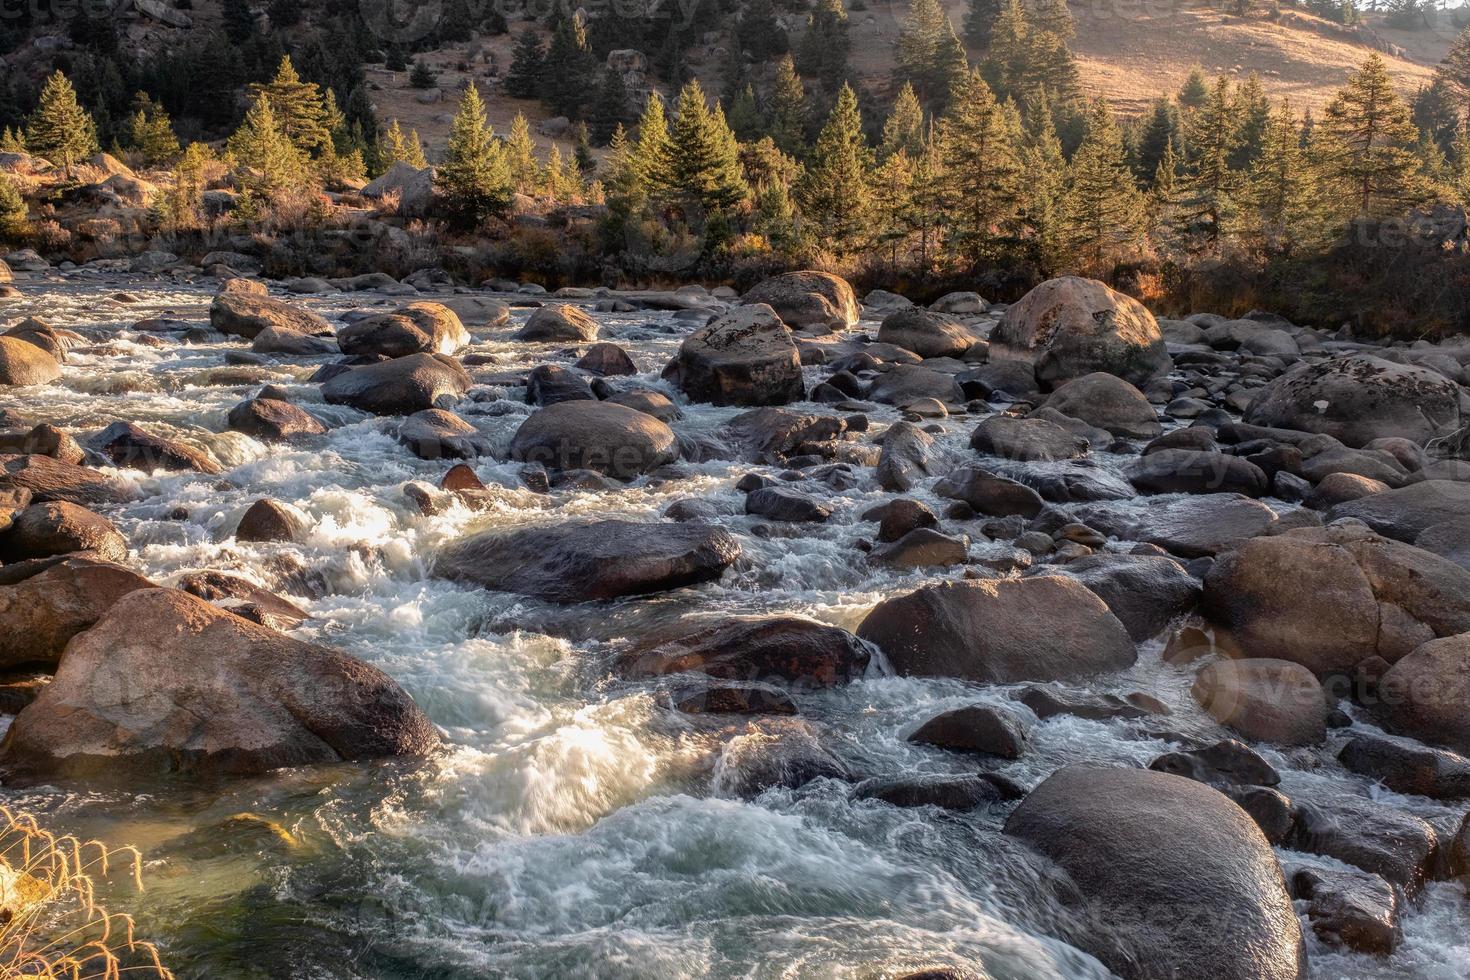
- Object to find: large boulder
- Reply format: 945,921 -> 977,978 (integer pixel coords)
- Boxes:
512,303 -> 599,342
226,397 -> 328,441
867,364 -> 965,407
397,409 -> 490,460
0,501 -> 126,564
0,558 -> 154,669
1192,658 -> 1328,746
673,304 -> 804,406
209,279 -> 332,340
1244,355 -> 1461,448
0,455 -> 130,506
741,271 -> 858,332
1043,373 -> 1162,440
1035,553 -> 1200,642
0,336 -> 60,386
510,401 -> 677,479
321,353 -> 470,415
617,617 -> 871,688
337,302 -> 469,357
1127,449 -> 1269,497
0,588 -> 439,781
856,577 -> 1136,683
93,421 -> 222,474
1074,494 -> 1279,558
1327,481 -> 1470,542
989,277 -> 1171,388
970,415 -> 1088,462
876,308 -> 978,359
1375,634 -> 1470,755
1003,766 -> 1306,980
434,520 -> 740,602
1201,524 -> 1470,678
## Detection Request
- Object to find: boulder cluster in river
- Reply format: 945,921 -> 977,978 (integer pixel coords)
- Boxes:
4,260 -> 1470,977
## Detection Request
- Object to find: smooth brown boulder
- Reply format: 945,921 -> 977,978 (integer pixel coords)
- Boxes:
321,353 -> 470,415
876,308 -> 978,359
1376,634 -> 1470,755
0,336 -> 60,386
741,271 -> 858,332
176,570 -> 309,631
226,397 -> 328,441
510,400 -> 677,480
209,278 -> 333,340
970,415 -> 1088,462
0,501 -> 126,563
673,304 -> 804,406
989,277 -> 1171,388
908,704 -> 1028,759
0,588 -> 439,781
1003,766 -> 1306,980
1192,658 -> 1328,746
856,577 -> 1136,684
617,617 -> 870,688
0,423 -> 85,464
234,498 -> 307,543
0,454 -> 130,506
513,303 -> 599,342
1043,373 -> 1162,440
0,558 -> 154,669
338,302 -> 469,357
94,421 -> 222,474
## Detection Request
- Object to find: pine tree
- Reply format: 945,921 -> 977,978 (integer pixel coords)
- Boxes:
898,0 -> 969,111
797,83 -> 871,252
965,0 -> 1003,48
1019,97 -> 1068,266
26,70 -> 98,175
1178,67 -> 1209,112
0,172 -> 26,237
163,140 -> 208,230
736,0 -> 790,60
1412,78 -> 1460,158
909,133 -> 946,271
543,15 -> 598,119
222,0 -> 255,43
983,0 -> 1028,95
1031,0 -> 1076,41
1321,54 -> 1427,218
378,119 -> 427,169
797,0 -> 851,94
506,113 -> 536,193
602,122 -> 646,218
128,93 -> 180,166
438,83 -> 513,225
227,92 -> 302,193
768,56 -> 810,158
1448,124 -> 1470,205
590,69 -> 631,144
0,128 -> 24,153
574,121 -> 596,175
409,61 -> 436,90
1437,24 -> 1470,112
1061,99 -> 1146,269
1237,101 -> 1327,254
1173,76 -> 1240,245
506,30 -> 546,99
728,84 -> 765,142
250,56 -> 332,155
870,149 -> 914,268
881,82 -> 926,159
666,80 -> 748,218
1229,73 -> 1271,171
937,68 -> 1024,265
1135,97 -> 1185,186
634,92 -> 675,205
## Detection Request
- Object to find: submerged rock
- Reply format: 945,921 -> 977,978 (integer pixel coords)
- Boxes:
618,617 -> 870,687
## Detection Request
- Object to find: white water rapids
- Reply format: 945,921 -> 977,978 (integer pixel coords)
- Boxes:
0,274 -> 1466,979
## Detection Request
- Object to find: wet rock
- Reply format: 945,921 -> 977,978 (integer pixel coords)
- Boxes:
321,353 -> 470,415
745,486 -> 832,523
868,528 -> 967,569
338,302 -> 470,357
876,308 -> 978,359
209,278 -> 332,340
511,400 -> 677,480
607,389 -> 680,422
930,291 -> 987,315
934,466 -> 1044,518
854,773 -> 1021,810
226,397 -> 327,441
397,409 -> 491,460
0,336 -> 61,386
970,415 -> 1088,462
0,501 -> 126,563
1149,739 -> 1281,788
619,617 -> 870,687
575,342 -> 638,376
175,570 -> 308,631
250,325 -> 336,357
1328,480 -> 1470,542
512,303 -> 599,342
864,497 -> 938,542
0,558 -> 154,669
0,588 -> 439,781
1003,765 -> 1306,980
526,364 -> 596,405
1309,472 -> 1388,508
1192,658 -> 1327,746
0,454 -> 130,506
0,424 -> 84,465
1042,373 -> 1162,440
712,718 -> 849,797
1336,734 -> 1470,800
1244,355 -> 1460,448
908,704 -> 1028,759
671,682 -> 797,715
1201,524 -> 1470,678
1226,786 -> 1298,845
434,519 -> 740,602
989,277 -> 1171,388
1013,685 -> 1161,721
1411,517 -> 1470,571
234,498 -> 307,544
672,304 -> 804,406
857,577 -> 1136,684
1375,634 -> 1470,755
867,364 -> 965,407
1290,865 -> 1401,955
1127,449 -> 1269,497
93,421 -> 222,475
724,407 -> 843,462
741,271 -> 858,332
875,420 -> 938,491
1033,553 -> 1200,642
1289,793 -> 1439,895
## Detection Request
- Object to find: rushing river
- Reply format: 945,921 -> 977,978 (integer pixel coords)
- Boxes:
1,272 -> 1467,979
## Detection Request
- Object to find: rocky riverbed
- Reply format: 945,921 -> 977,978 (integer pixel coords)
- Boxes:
0,261 -> 1468,979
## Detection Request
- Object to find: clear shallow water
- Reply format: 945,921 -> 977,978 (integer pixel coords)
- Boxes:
1,274 -> 1467,979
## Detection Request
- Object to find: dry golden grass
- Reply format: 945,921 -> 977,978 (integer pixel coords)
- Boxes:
0,805 -> 172,980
